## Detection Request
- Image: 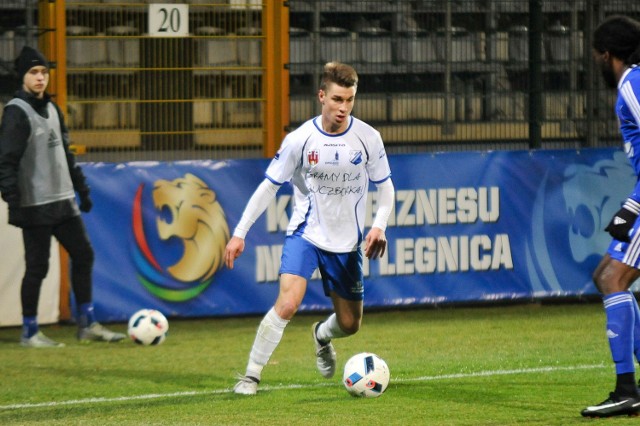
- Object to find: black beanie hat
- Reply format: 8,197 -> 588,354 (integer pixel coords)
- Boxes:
14,46 -> 49,80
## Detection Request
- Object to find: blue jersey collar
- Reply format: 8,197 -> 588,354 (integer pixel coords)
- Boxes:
312,115 -> 353,137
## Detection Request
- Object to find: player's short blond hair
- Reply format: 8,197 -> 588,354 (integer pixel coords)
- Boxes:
319,62 -> 358,91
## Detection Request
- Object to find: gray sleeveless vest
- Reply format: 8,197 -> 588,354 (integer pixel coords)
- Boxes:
7,98 -> 75,207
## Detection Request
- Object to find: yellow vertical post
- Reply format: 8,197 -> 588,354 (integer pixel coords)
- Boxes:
39,0 -> 67,117
263,1 -> 290,158
40,0 -> 71,321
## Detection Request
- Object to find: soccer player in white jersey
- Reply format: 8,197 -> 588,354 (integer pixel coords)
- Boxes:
582,16 -> 640,418
224,62 -> 395,395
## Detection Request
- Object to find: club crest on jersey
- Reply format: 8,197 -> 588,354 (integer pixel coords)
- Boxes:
350,150 -> 363,165
308,150 -> 319,166
323,150 -> 340,166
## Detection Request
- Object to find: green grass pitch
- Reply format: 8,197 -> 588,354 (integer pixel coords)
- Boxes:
0,302 -> 634,425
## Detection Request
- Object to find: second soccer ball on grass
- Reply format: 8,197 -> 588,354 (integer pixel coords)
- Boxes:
127,309 -> 169,346
343,352 -> 390,397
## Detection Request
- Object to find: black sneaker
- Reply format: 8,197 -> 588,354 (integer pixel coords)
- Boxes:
581,392 -> 640,418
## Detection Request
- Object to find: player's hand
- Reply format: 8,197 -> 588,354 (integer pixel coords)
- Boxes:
364,227 -> 387,260
2,191 -> 20,209
605,206 -> 638,243
79,190 -> 93,213
225,236 -> 245,269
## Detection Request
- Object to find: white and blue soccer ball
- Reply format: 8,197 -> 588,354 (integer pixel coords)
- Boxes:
343,352 -> 390,397
127,309 -> 169,346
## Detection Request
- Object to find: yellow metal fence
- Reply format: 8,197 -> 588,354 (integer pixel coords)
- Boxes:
63,0 -> 267,161
1,0 -> 637,160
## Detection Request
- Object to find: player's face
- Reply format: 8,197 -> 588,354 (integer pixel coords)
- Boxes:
318,82 -> 357,134
593,49 -> 618,89
23,65 -> 49,98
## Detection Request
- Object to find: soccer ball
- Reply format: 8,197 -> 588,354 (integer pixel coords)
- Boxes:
127,309 -> 169,346
343,352 -> 390,397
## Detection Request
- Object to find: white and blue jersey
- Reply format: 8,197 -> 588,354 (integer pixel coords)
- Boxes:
608,65 -> 640,266
265,115 -> 391,253
618,65 -> 640,202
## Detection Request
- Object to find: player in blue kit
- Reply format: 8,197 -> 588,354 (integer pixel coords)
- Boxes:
224,62 -> 395,395
582,15 -> 640,418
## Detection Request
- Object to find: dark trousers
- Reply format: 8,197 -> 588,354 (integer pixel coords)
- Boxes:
21,215 -> 94,317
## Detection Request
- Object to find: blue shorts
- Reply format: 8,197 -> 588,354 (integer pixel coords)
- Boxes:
606,214 -> 640,267
279,234 -> 364,301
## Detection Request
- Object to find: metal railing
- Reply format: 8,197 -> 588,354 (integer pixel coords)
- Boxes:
0,0 -> 636,160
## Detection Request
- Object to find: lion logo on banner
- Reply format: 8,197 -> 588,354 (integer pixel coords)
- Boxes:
153,173 -> 230,282
526,151 -> 635,294
132,173 -> 230,302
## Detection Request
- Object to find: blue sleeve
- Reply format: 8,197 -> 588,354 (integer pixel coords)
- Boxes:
631,179 -> 640,204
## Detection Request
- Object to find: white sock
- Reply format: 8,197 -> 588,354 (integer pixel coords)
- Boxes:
245,307 -> 289,381
316,313 -> 348,343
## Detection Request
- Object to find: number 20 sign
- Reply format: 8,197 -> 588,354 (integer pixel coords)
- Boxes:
149,4 -> 189,37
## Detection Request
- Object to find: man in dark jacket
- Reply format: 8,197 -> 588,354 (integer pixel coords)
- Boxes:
0,46 -> 125,347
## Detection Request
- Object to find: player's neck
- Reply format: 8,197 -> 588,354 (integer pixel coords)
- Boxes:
613,58 -> 629,83
321,118 -> 348,134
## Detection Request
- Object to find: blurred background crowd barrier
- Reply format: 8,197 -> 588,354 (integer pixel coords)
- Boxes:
0,0 -> 634,161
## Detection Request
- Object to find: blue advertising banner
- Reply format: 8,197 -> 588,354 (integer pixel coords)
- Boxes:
81,149 -> 636,322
